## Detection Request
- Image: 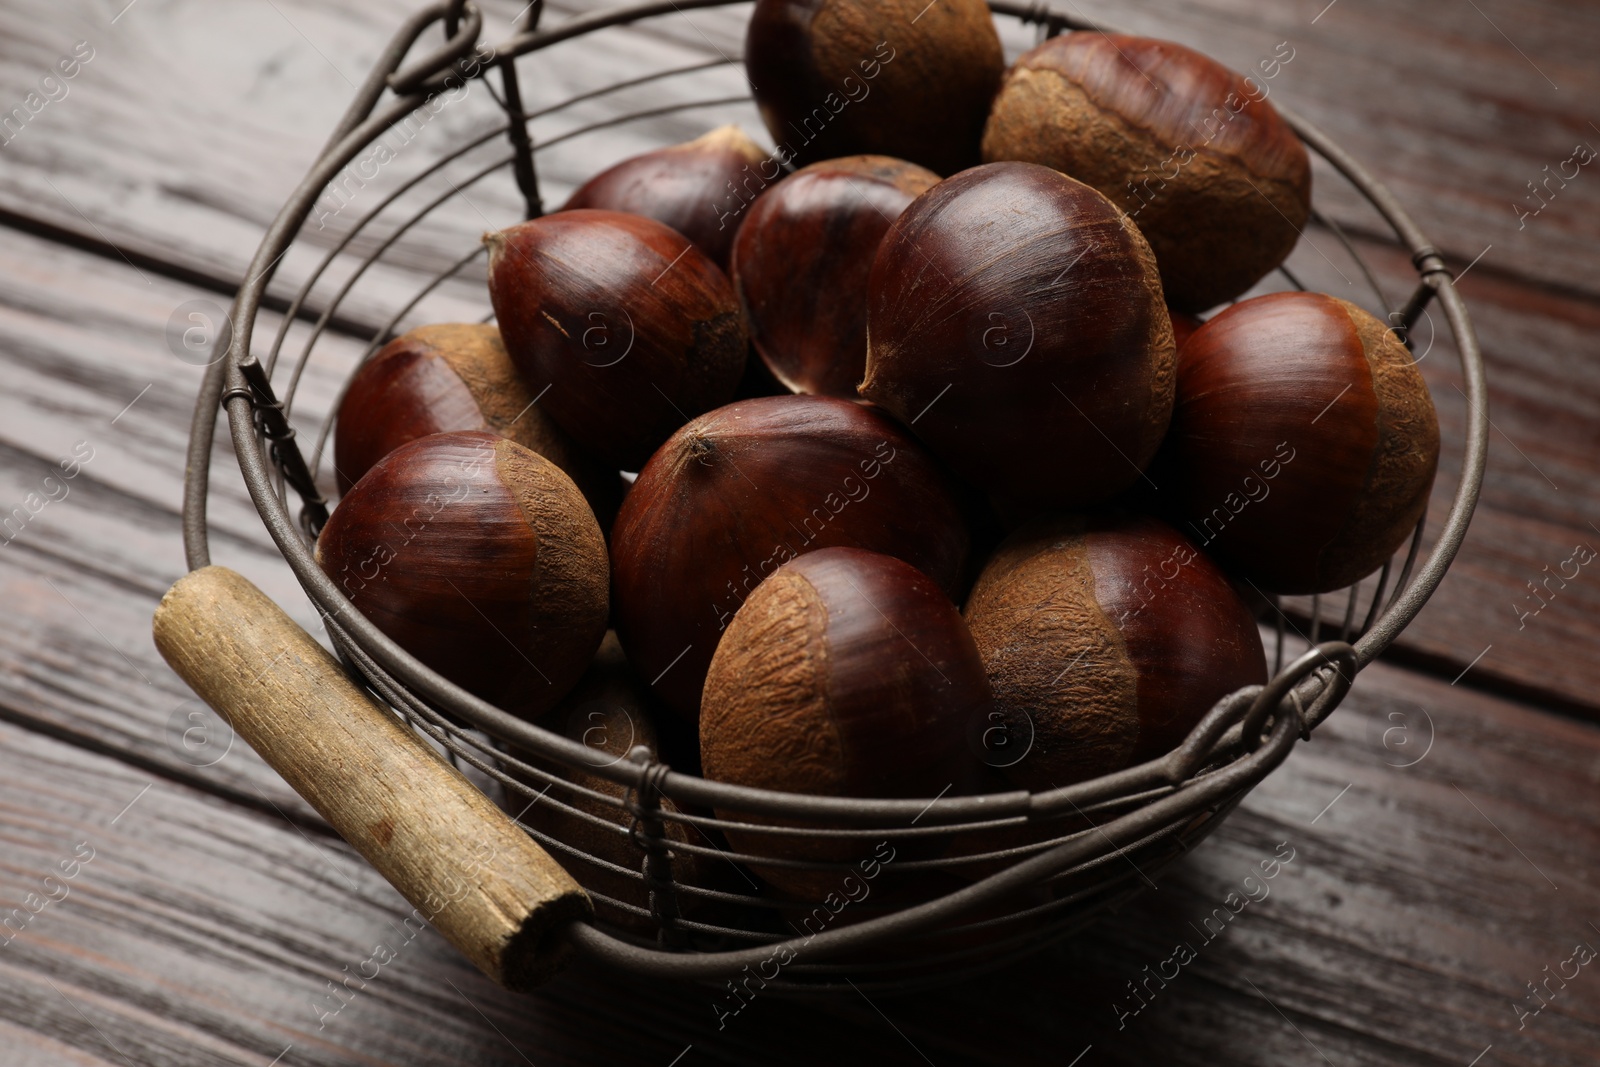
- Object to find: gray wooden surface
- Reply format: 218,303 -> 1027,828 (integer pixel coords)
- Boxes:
1,1 -> 1598,1063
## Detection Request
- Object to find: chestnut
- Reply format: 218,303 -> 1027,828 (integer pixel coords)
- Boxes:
562,125 -> 770,270
1164,290 -> 1440,594
1169,306 -> 1205,351
981,34 -> 1311,312
744,0 -> 1003,175
962,514 -> 1267,791
315,430 -> 609,717
331,323 -> 623,525
509,633 -> 726,934
700,547 -> 989,895
862,161 -> 1175,508
485,210 -> 747,471
732,154 -> 939,398
610,394 -> 970,719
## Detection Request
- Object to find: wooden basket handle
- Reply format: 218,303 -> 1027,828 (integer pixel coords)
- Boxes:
153,566 -> 591,990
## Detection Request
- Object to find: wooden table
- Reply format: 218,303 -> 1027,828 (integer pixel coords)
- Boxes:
2,1 -> 1598,1063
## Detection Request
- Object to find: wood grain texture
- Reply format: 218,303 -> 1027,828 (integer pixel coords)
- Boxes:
0,227 -> 376,821
3,648 -> 1598,1064
0,0 -> 764,332
152,565 -> 592,990
0,2 -> 1598,1062
0,717 -> 683,1067
0,0 -> 1596,714
1,0 -> 1595,306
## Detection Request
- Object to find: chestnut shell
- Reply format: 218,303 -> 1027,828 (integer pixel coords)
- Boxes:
486,210 -> 747,471
702,547 -> 988,798
963,514 -> 1267,791
1169,307 -> 1205,352
863,161 -> 1175,508
744,0 -> 1003,175
315,431 -> 609,717
1166,291 -> 1440,595
732,154 -> 939,398
981,33 -> 1311,312
331,323 -> 623,526
701,547 -> 988,895
561,125 -> 770,270
610,394 -> 971,719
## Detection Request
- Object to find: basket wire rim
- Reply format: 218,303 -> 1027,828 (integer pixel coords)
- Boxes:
187,2 -> 1484,817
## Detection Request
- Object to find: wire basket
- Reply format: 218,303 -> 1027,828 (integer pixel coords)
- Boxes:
175,0 -> 1488,995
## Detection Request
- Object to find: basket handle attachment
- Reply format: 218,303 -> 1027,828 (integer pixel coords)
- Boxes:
152,565 -> 592,990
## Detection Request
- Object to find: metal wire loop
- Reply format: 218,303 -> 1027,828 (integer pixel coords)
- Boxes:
1240,642 -> 1358,746
389,1 -> 485,95
623,751 -> 689,946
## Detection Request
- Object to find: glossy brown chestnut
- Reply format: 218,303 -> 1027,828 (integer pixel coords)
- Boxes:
315,430 -> 609,717
862,161 -> 1175,508
485,210 -> 747,471
732,155 -> 939,398
982,34 -> 1311,312
331,323 -> 623,525
508,633 -> 725,934
610,394 -> 970,719
744,0 -> 1003,175
700,547 -> 989,895
561,125 -> 770,270
1165,291 -> 1440,594
963,514 -> 1267,791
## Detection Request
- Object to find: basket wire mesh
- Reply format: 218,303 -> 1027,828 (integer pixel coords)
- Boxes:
179,0 -> 1488,993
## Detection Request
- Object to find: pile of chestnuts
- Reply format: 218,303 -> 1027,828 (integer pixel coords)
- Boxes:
318,0 -> 1439,907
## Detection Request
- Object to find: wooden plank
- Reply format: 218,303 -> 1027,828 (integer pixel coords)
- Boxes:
0,0 -> 764,334
2,650 -> 1597,1064
0,717 -> 682,1067
0,226 -> 368,819
0,0 -> 1595,308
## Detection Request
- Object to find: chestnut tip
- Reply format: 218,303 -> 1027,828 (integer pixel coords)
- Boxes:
691,123 -> 767,155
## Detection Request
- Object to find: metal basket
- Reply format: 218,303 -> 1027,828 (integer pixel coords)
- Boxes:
176,0 -> 1488,994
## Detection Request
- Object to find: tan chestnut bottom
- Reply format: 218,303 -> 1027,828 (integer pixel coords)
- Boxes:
963,537 -> 1141,789
1319,299 -> 1440,588
700,548 -> 988,898
963,517 -> 1267,792
982,69 -> 1307,312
